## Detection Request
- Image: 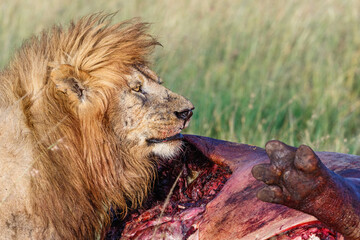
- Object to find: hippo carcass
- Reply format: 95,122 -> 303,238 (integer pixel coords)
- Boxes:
106,135 -> 360,240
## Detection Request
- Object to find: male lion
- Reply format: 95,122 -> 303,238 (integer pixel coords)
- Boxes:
0,14 -> 193,239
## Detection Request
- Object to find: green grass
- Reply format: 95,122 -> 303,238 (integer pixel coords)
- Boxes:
1,0 -> 360,154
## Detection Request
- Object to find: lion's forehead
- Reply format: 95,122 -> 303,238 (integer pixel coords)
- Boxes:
126,66 -> 161,85
122,68 -> 177,103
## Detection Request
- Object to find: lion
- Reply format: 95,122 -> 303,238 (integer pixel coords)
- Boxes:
0,14 -> 194,239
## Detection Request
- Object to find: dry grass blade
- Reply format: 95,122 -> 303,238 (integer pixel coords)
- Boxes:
151,168 -> 184,240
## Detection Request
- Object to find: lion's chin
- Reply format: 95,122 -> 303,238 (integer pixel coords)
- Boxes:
151,140 -> 183,159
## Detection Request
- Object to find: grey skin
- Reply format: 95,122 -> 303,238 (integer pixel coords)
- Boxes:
252,140 -> 360,240
182,135 -> 360,239
115,135 -> 360,239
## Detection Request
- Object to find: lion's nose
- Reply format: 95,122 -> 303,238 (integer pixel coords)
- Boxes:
174,108 -> 194,121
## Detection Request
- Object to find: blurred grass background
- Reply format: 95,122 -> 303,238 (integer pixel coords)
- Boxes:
1,0 -> 360,154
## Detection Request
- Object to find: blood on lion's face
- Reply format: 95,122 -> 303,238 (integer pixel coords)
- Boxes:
110,65 -> 194,159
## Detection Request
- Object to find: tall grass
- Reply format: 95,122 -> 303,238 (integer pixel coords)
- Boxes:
1,0 -> 360,154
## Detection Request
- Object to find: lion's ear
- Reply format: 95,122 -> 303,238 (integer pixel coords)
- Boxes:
50,64 -> 87,101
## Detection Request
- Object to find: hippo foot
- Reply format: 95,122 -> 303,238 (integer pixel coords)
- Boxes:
251,140 -> 328,209
252,140 -> 360,240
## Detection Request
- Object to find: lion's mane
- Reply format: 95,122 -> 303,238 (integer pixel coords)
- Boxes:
0,14 -> 159,239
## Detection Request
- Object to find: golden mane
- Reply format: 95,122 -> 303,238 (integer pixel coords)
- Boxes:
0,14 -> 160,239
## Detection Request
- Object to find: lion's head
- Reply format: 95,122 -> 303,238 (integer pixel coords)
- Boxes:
108,64 -> 194,158
0,14 -> 193,239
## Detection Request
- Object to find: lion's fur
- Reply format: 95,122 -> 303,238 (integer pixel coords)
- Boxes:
0,14 -> 183,239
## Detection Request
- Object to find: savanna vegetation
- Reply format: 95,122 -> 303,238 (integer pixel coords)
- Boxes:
1,0 -> 360,154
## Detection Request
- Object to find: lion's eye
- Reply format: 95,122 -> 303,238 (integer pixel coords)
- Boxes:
132,84 -> 142,93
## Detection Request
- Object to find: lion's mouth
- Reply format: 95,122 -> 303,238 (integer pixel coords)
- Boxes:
147,133 -> 184,144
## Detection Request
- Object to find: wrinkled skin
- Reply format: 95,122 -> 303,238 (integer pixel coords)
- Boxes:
114,135 -> 360,240
184,135 -> 360,239
108,135 -> 360,239
252,140 -> 360,240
